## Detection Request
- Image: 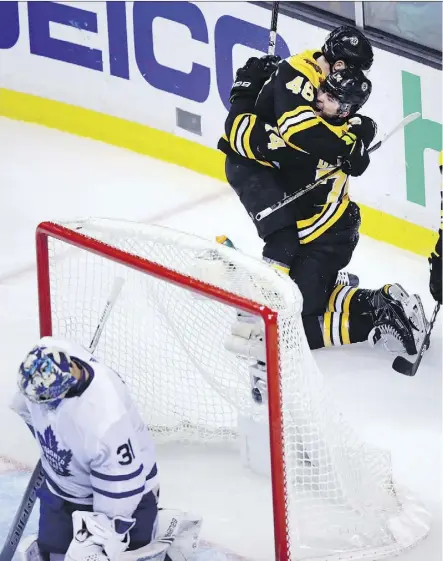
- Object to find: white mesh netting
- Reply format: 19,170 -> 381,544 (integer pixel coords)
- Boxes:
38,218 -> 430,561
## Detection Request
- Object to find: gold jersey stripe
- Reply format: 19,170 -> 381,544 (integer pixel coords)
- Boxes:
340,313 -> 351,345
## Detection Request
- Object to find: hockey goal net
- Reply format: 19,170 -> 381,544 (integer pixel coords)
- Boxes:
36,218 -> 429,561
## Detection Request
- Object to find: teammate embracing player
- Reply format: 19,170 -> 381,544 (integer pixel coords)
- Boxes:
218,25 -> 428,358
11,337 -> 200,561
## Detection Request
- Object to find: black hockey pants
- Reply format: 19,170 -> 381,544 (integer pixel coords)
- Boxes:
225,157 -> 360,316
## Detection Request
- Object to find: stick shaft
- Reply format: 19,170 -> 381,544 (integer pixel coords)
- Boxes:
0,462 -> 45,561
89,277 -> 125,353
268,2 -> 279,55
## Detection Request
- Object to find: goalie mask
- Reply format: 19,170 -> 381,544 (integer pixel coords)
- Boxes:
18,345 -> 77,403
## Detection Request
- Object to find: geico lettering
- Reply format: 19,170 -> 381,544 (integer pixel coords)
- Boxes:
214,13 -> 290,109
27,2 -> 103,70
133,2 -> 210,103
0,2 -> 19,49
5,2 -> 292,110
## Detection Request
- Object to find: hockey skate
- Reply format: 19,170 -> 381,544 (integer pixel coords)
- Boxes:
335,270 -> 359,287
368,284 -> 428,355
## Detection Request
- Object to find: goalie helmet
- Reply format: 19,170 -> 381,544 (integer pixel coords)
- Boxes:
18,344 -> 77,403
322,25 -> 373,71
320,68 -> 372,118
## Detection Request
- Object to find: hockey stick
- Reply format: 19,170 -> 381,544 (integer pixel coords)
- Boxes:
256,112 -> 421,221
392,302 -> 440,376
268,2 -> 280,55
0,276 -> 125,561
89,276 -> 125,353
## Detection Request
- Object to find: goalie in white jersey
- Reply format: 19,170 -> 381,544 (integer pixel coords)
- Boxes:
11,336 -> 201,561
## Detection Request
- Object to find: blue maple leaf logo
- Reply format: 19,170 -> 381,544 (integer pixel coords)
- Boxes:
37,426 -> 72,477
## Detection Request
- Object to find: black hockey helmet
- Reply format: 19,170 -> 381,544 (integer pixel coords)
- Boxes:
320,68 -> 372,119
322,25 -> 373,71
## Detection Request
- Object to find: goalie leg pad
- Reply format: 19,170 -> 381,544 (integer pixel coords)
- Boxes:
121,509 -> 202,561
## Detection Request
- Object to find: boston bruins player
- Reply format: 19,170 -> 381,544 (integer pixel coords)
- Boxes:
218,40 -> 427,356
218,26 -> 375,317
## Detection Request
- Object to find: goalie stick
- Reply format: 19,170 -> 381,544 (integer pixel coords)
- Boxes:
256,112 -> 421,221
392,302 -> 440,376
0,276 -> 125,561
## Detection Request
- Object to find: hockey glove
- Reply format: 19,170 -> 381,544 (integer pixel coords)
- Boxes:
348,115 -> 377,148
229,55 -> 281,103
429,251 -> 442,305
340,138 -> 370,177
66,511 -> 135,561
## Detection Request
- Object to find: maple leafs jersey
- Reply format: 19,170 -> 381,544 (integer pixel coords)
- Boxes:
11,337 -> 158,520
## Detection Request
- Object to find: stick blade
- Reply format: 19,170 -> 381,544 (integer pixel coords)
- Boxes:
392,355 -> 415,376
403,111 -> 421,126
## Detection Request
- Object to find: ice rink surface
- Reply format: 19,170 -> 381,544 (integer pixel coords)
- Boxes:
0,118 -> 440,560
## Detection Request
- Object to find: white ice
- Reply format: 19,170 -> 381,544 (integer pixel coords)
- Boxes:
0,118 -> 440,561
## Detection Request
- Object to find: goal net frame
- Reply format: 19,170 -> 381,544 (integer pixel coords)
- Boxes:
36,219 -> 289,560
35,218 -> 430,561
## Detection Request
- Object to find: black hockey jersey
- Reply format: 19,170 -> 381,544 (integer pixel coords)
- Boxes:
218,50 -> 363,243
255,49 -> 357,163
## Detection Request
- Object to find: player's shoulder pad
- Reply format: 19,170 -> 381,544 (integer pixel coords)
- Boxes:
285,49 -> 325,89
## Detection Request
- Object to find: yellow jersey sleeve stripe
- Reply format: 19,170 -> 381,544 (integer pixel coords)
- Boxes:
327,285 -> 343,312
342,288 -> 357,315
228,114 -> 246,154
227,114 -> 275,167
297,205 -> 330,228
282,119 -> 319,145
323,312 -> 333,347
299,200 -> 349,244
243,114 -> 256,160
277,106 -> 316,131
